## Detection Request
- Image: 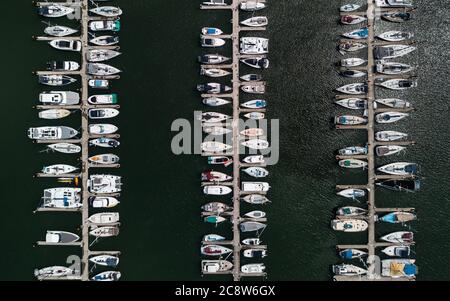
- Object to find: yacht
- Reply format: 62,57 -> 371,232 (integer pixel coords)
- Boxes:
241,57 -> 269,69
89,255 -> 120,267
38,75 -> 76,86
88,175 -> 122,193
42,164 -> 78,175
382,259 -> 417,278
90,35 -> 119,46
49,39 -> 81,51
375,98 -> 411,108
337,188 -> 365,198
88,212 -> 120,225
44,25 -> 77,37
242,194 -> 270,205
331,219 -> 368,232
376,145 -> 405,157
201,37 -> 225,47
88,108 -> 120,119
198,54 -> 230,64
336,83 -> 368,94
376,62 -> 413,75
34,266 -> 75,280
89,138 -> 120,148
241,182 -> 270,192
90,6 -> 123,17
87,49 -> 121,62
89,154 -> 120,165
88,94 -> 118,105
332,264 -> 367,276
39,91 -> 79,105
91,271 -> 122,281
28,126 -> 78,140
241,16 -> 268,27
47,61 -> 79,71
89,20 -> 121,32
202,97 -> 230,106
89,124 -> 118,135
45,231 -> 79,243
377,162 -> 418,176
201,27 -> 223,35
341,15 -> 367,25
241,139 -> 269,150
40,187 -> 82,209
376,79 -> 417,90
374,45 -> 416,59
202,260 -> 233,273
377,31 -> 413,42
87,63 -> 121,76
47,143 -> 81,154
335,98 -> 367,110
203,185 -> 232,195
241,264 -> 266,273
89,196 -> 120,208
38,109 -> 71,120
200,68 -> 231,78
240,37 -> 269,54
240,1 -> 266,11
89,226 -> 120,237
375,130 -> 408,142
38,5 -> 74,17
376,112 -> 409,123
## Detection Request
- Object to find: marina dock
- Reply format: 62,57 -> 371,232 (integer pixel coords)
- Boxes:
33,0 -> 121,281
334,0 -> 418,281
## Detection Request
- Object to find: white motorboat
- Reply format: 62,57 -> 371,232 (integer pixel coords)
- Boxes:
203,185 -> 232,196
337,188 -> 366,199
340,15 -> 367,25
241,182 -> 270,192
42,164 -> 78,175
241,74 -> 263,82
376,0 -> 414,8
201,141 -> 232,153
89,154 -> 120,164
87,49 -> 121,62
39,75 -> 76,86
242,238 -> 261,245
376,62 -> 413,75
38,5 -> 74,17
201,27 -> 223,35
375,98 -> 411,109
375,130 -> 408,142
244,210 -> 266,219
336,83 -> 368,94
240,128 -> 264,137
88,94 -> 118,105
198,54 -> 230,64
202,97 -> 230,106
89,20 -> 121,32
241,99 -> 266,109
89,137 -> 120,148
47,60 -> 79,71
334,115 -> 367,125
242,85 -> 265,94
240,37 -> 269,54
340,4 -> 361,12
338,159 -> 368,169
90,35 -> 119,46
243,167 -> 269,178
203,234 -> 226,242
376,112 -> 409,123
241,263 -> 266,273
335,98 -> 367,110
332,264 -> 367,276
89,255 -> 120,267
242,155 -> 265,164
49,39 -> 81,51
38,109 -> 71,120
338,146 -> 367,156
200,68 -> 231,77
201,202 -> 231,214
243,112 -> 265,119
377,30 -> 413,42
88,108 -> 120,119
381,246 -> 411,257
202,0 -> 227,5
240,1 -> 266,11
198,112 -> 230,123
201,37 -> 225,47
39,91 -> 79,105
242,194 -> 270,204
376,79 -> 417,90
89,212 -> 120,225
28,126 -> 78,140
45,231 -> 79,243
89,226 -> 119,237
88,63 -> 121,76
40,187 -> 82,209
202,260 -> 233,273
89,124 -> 118,135
241,139 -> 269,150
89,79 -> 109,89
90,196 -> 120,208
331,219 -> 368,232
376,145 -> 405,157
47,143 -> 81,154
197,83 -> 231,94
44,25 -> 77,37
88,174 -> 122,194
203,126 -> 231,136
34,266 -> 75,279
241,16 -> 268,27
341,57 -> 366,67
378,162 -> 418,176
90,6 -> 123,17
243,249 -> 268,258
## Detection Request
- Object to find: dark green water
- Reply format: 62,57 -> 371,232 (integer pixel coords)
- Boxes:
0,0 -> 449,280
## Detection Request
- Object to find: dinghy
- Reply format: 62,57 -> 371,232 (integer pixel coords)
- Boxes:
379,212 -> 417,224
342,27 -> 368,39
90,35 -> 119,46
338,146 -> 367,156
339,159 -> 367,169
376,179 -> 420,192
42,164 -> 78,175
337,188 -> 365,198
89,154 -> 120,164
242,182 -> 270,192
88,174 -> 122,194
203,185 -> 232,195
241,264 -> 266,273
47,61 -> 79,71
334,115 -> 367,125
88,108 -> 120,119
89,226 -> 119,237
381,231 -> 414,243
240,221 -> 267,232
240,128 -> 264,137
376,79 -> 417,90
240,1 -> 266,11
244,112 -> 265,119
38,5 -> 74,17
341,57 -> 366,67
89,79 -> 109,89
336,83 -> 368,94
242,194 -> 270,204
376,145 -> 405,156
241,139 -> 269,150
376,112 -> 409,123
90,6 -> 123,17
244,210 -> 266,219
44,25 -> 77,37
28,126 -> 78,140
39,109 -> 71,120
202,260 -> 233,273
375,131 -> 408,142
242,238 -> 261,245
89,255 -> 119,267
243,167 -> 269,178
89,20 -> 121,32
241,57 -> 269,69
92,271 -> 121,281
241,100 -> 266,109
87,49 -> 121,62
201,141 -> 232,153
89,137 -> 120,148
243,155 -> 265,164
341,15 -> 367,25
243,249 -> 267,258
87,63 -> 121,76
88,212 -> 120,225
201,171 -> 232,182
49,39 -> 81,51
203,234 -> 226,242
381,246 -> 411,258
241,74 -> 263,82
200,68 -> 231,77
198,54 -> 230,64
377,31 -> 413,42
378,162 -> 418,176
207,156 -> 232,166
201,27 -> 223,35
336,206 -> 367,217
374,45 -> 416,59
89,196 -> 120,208
375,98 -> 410,108
204,216 -> 226,224
201,37 -> 225,47
45,231 -> 80,243
381,259 -> 418,278
335,98 -> 367,110
39,75 -> 76,86
202,97 -> 230,106
197,83 -> 231,94
339,249 -> 367,259
331,219 -> 368,232
201,202 -> 231,213
241,16 -> 268,27
48,143 -> 81,154
34,266 -> 74,279
89,124 -> 118,135
88,94 -> 118,105
332,264 -> 367,276
376,62 -> 413,75
203,126 -> 231,135
340,4 -> 361,12
201,245 -> 233,256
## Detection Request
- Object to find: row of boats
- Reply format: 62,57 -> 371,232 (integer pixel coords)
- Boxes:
332,1 -> 418,280
33,1 -> 123,282
198,1 -> 269,276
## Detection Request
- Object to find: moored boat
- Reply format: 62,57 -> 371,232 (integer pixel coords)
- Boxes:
243,167 -> 269,178
376,112 -> 409,123
241,100 -> 266,109
242,194 -> 270,204
201,202 -> 231,213
89,255 -> 119,267
379,212 -> 417,224
375,98 -> 410,109
377,162 -> 418,176
240,128 -> 264,137
342,27 -> 368,39
376,79 -> 417,90
243,249 -> 267,258
90,35 -> 119,46
335,98 -> 367,110
382,12 -> 413,23
201,27 -> 223,36
49,39 -> 81,51
198,54 -> 230,64
207,156 -> 232,166
89,79 -> 109,89
202,260 -> 233,273
204,215 -> 226,224
87,49 -> 121,62
242,238 -> 261,245
341,15 -> 367,25
334,115 -> 368,125
381,259 -> 417,278
376,179 -> 420,192
376,145 -> 405,156
201,245 -> 232,256
201,171 -> 232,182
331,219 -> 368,232
336,83 -> 368,94
381,246 -> 411,258
89,20 -> 121,32
244,210 -> 266,219
374,45 -> 416,59
91,271 -> 121,281
89,196 -> 120,208
241,57 -> 269,69
338,146 -> 367,156
48,143 -> 81,154
89,137 -> 120,148
241,16 -> 268,27
89,124 -> 118,135
89,226 -> 119,237
332,264 -> 367,276
44,25 -> 77,37
200,68 -> 231,78
380,231 -> 414,243
203,185 -> 232,195
243,112 -> 265,119
38,5 -> 74,17
338,159 -> 368,169
241,139 -> 269,150
336,206 -> 367,217
377,30 -> 413,42
240,221 -> 266,232
45,231 -> 79,243
88,108 -> 120,119
88,212 -> 120,225
42,164 -> 78,175
241,263 -> 266,273
88,94 -> 118,105
339,249 -> 367,259
201,37 -> 226,47
240,1 -> 266,11
201,141 -> 232,153
28,126 -> 78,140
243,155 -> 265,164
202,97 -> 230,106
39,75 -> 76,86
376,62 -> 413,75
340,4 -> 361,12
337,188 -> 365,198
38,109 -> 71,120
375,130 -> 408,142
88,154 -> 120,165
203,234 -> 226,242
341,57 -> 366,67
90,6 -> 123,17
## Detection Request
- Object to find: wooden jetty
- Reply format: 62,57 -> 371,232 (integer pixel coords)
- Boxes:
334,0 -> 417,281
